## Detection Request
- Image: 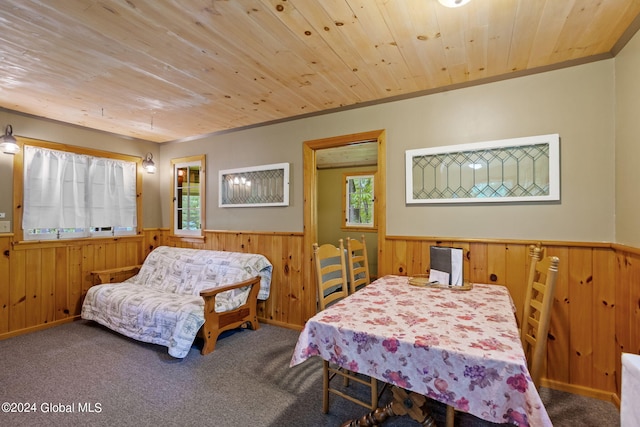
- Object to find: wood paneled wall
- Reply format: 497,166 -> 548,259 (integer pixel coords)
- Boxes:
162,230 -> 307,329
0,234 -> 146,338
1,230 -> 638,403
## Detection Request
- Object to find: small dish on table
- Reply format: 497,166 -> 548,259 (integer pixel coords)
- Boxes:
408,274 -> 473,291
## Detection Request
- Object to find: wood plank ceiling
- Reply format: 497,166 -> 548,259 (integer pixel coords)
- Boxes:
1,0 -> 639,143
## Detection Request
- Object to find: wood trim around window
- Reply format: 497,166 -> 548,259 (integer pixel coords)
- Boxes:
170,154 -> 206,238
341,170 -> 378,231
12,137 -> 143,242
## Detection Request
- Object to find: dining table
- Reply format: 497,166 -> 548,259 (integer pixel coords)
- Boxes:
289,275 -> 552,426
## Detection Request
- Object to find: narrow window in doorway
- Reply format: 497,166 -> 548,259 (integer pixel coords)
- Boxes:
171,155 -> 205,237
343,172 -> 376,230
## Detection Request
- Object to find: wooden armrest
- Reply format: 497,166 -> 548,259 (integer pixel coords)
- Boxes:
91,265 -> 142,275
199,275 -> 262,355
91,265 -> 142,285
199,276 -> 261,298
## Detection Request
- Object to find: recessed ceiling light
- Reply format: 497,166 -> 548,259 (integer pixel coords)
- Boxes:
438,0 -> 471,8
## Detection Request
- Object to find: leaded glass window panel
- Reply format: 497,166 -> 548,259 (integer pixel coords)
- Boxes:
219,163 -> 289,207
406,134 -> 559,204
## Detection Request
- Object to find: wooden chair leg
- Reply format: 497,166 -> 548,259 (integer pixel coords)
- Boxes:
322,361 -> 379,413
371,378 -> 378,409
446,405 -> 455,427
322,360 -> 330,414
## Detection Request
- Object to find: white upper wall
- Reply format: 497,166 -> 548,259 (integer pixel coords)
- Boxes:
615,28 -> 640,247
161,59 -> 616,242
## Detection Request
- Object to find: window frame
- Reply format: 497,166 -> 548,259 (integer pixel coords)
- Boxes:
342,171 -> 377,231
170,155 -> 206,237
12,137 -> 143,242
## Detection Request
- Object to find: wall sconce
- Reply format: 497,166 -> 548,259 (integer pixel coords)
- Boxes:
0,125 -> 20,154
142,152 -> 156,173
438,0 -> 471,7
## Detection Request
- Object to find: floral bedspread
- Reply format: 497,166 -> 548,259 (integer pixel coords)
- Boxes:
290,275 -> 552,426
82,246 -> 272,358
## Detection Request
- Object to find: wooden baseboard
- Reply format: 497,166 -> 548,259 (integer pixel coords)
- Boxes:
0,316 -> 79,341
258,317 -> 304,332
541,378 -> 620,408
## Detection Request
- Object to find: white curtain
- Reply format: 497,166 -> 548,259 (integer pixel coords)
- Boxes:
89,158 -> 137,228
23,146 -> 136,230
23,146 -> 89,229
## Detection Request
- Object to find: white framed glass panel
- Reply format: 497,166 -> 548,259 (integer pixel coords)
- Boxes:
405,134 -> 560,204
219,163 -> 289,207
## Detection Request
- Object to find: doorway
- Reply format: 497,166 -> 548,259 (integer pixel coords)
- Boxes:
303,130 -> 387,314
316,144 -> 378,276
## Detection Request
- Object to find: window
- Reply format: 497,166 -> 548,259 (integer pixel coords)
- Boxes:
171,155 -> 205,236
343,172 -> 376,230
405,133 -> 560,204
219,162 -> 289,207
17,139 -> 142,241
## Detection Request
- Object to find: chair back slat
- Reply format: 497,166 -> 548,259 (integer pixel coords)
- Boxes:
346,235 -> 371,294
313,240 -> 348,312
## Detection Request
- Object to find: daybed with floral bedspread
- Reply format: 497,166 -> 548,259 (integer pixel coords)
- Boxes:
81,246 -> 272,358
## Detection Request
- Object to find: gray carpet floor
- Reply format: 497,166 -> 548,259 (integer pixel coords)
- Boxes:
0,321 -> 620,427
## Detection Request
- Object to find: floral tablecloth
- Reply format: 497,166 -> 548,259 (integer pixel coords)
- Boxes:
290,275 -> 552,426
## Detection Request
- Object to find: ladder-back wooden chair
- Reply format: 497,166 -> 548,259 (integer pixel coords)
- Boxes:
313,239 -> 379,413
521,245 -> 560,388
314,240 -> 348,311
346,235 -> 371,294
